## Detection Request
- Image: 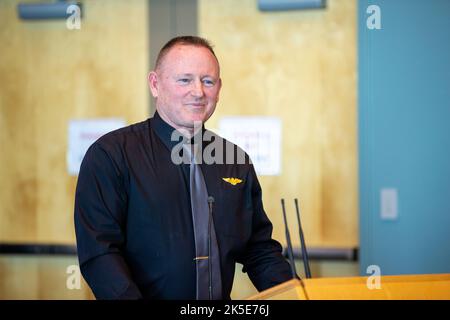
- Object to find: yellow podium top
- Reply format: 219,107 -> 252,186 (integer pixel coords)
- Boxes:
246,273 -> 450,300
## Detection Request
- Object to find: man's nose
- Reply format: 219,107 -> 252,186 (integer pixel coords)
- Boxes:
190,79 -> 205,97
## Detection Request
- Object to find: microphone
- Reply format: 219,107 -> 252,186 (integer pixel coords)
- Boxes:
294,198 -> 312,278
281,199 -> 298,279
207,196 -> 215,300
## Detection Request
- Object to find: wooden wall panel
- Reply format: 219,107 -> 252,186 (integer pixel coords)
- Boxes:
0,0 -> 149,243
0,255 -> 94,299
199,0 -> 358,248
0,0 -> 357,299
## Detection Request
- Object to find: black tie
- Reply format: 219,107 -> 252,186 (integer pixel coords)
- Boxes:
187,143 -> 222,300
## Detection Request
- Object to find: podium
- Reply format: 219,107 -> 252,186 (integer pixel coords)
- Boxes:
246,273 -> 450,300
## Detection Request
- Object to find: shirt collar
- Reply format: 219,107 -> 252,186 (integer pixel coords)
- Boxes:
151,111 -> 207,152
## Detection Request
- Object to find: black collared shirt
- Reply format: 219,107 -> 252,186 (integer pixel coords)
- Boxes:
74,112 -> 292,299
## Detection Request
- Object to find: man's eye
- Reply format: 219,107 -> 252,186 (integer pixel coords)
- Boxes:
177,78 -> 190,84
202,79 -> 215,86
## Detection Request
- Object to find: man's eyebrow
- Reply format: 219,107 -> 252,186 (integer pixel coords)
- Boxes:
174,73 -> 217,79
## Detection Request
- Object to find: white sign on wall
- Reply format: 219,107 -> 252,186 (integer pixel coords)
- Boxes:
219,117 -> 282,176
67,118 -> 126,175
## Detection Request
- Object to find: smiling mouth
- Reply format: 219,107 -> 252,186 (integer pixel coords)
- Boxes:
186,103 -> 206,107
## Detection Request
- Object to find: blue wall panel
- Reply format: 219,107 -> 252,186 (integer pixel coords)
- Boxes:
358,0 -> 450,275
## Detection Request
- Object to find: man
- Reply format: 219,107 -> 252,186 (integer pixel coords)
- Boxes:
74,36 -> 293,300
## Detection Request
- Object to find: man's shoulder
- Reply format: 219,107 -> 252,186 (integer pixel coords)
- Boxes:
94,119 -> 150,149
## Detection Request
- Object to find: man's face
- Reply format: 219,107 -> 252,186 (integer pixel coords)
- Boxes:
148,44 -> 221,132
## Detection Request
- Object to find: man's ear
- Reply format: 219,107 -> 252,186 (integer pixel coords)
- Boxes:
148,71 -> 159,98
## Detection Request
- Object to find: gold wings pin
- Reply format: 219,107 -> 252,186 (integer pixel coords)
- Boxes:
222,177 -> 243,186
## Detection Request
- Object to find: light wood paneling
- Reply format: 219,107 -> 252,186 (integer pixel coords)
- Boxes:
0,255 -> 94,299
199,0 -> 358,248
0,0 -> 149,243
0,0 -> 357,299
